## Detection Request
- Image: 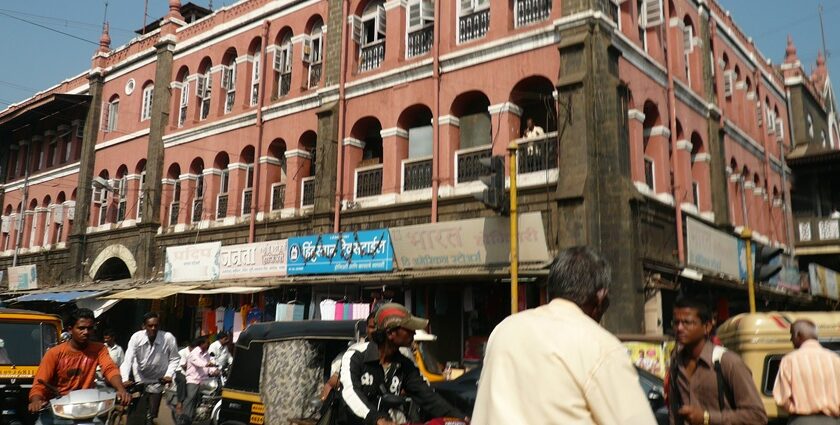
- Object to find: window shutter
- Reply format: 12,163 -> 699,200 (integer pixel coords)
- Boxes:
682,26 -> 693,54
222,66 -> 231,90
768,110 -> 776,135
302,36 -> 312,63
723,70 -> 734,98
351,16 -> 363,45
756,102 -> 763,127
206,73 -> 212,95
644,0 -> 663,28
285,44 -> 293,73
180,82 -> 190,106
54,205 -> 63,224
421,0 -> 434,22
409,2 -> 422,30
775,118 -> 783,137
196,75 -> 206,98
253,53 -> 261,82
460,0 -> 473,14
475,0 -> 489,10
100,101 -> 110,132
376,6 -> 387,36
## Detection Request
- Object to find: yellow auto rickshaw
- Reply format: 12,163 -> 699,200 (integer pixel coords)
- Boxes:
0,308 -> 62,424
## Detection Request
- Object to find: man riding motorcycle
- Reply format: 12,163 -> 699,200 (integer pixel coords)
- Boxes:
28,308 -> 130,424
338,303 -> 465,425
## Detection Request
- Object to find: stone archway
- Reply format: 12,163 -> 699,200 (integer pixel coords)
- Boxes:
88,244 -> 137,280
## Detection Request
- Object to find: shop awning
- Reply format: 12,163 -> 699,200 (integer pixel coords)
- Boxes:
180,286 -> 272,295
8,290 -> 108,303
76,298 -> 121,317
105,285 -> 199,300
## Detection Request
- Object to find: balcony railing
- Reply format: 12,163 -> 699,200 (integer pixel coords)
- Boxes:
216,194 -> 228,219
308,63 -> 322,89
796,217 -> 840,243
192,198 -> 203,223
456,145 -> 492,184
459,9 -> 490,43
241,188 -> 253,216
279,72 -> 292,97
407,25 -> 433,58
515,0 -> 551,28
403,157 -> 433,191
271,183 -> 286,211
517,132 -> 558,174
356,164 -> 383,198
359,40 -> 385,72
169,202 -> 179,226
301,177 -> 316,207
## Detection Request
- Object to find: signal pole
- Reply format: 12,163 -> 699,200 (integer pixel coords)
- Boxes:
508,142 -> 519,314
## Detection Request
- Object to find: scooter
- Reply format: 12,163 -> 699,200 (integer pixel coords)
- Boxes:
36,380 -> 117,425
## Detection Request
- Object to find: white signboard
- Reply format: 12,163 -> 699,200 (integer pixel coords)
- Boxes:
686,217 -> 741,279
164,242 -> 221,283
808,263 -> 840,301
220,240 -> 287,279
8,265 -> 37,291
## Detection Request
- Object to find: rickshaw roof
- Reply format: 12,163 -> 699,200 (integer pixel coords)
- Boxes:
236,320 -> 362,349
0,308 -> 62,323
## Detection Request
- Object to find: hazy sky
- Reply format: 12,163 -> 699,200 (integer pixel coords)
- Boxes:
0,0 -> 837,107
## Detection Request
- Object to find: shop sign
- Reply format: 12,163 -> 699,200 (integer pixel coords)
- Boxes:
220,240 -> 288,279
686,217 -> 752,280
8,265 -> 37,290
390,212 -> 550,269
807,263 -> 840,301
287,229 -> 393,275
768,255 -> 802,292
164,242 -> 221,283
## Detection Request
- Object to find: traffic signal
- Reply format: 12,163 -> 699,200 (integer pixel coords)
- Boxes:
474,155 -> 508,215
754,244 -> 783,282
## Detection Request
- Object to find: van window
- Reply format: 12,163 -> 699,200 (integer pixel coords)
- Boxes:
761,355 -> 783,396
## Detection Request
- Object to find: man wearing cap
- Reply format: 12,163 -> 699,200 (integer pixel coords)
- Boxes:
338,303 -> 464,425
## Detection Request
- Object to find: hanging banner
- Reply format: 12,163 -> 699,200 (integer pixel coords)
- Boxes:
287,229 -> 393,275
390,212 -> 550,269
8,265 -> 37,291
220,240 -> 288,279
164,242 -> 221,282
808,263 -> 840,300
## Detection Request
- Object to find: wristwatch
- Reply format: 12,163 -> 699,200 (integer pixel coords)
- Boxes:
703,410 -> 710,425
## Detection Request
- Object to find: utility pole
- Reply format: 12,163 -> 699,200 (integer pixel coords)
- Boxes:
508,142 -> 519,314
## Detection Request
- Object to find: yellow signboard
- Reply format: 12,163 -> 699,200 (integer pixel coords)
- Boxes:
0,366 -> 38,378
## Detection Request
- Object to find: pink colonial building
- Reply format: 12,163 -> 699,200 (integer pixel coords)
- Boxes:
0,0 -> 827,339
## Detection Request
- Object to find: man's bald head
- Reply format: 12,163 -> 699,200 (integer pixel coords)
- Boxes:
791,319 -> 818,349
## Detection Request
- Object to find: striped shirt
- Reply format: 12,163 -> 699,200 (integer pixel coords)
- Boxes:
773,340 -> 840,417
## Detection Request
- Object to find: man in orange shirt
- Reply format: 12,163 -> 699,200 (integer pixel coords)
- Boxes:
773,319 -> 840,425
28,308 -> 130,422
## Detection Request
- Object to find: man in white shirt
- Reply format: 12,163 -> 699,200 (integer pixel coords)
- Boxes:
103,330 -> 124,367
472,247 -> 657,425
121,312 -> 180,421
522,117 -> 545,139
207,331 -> 231,371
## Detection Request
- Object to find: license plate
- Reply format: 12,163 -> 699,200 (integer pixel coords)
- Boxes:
250,414 -> 264,424
251,404 -> 265,414
0,366 -> 37,378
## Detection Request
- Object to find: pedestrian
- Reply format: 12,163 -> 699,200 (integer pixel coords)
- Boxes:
773,319 -> 840,424
208,331 -> 231,371
103,329 -> 124,367
471,246 -> 657,425
121,312 -> 180,424
668,295 -> 767,425
183,336 -> 218,424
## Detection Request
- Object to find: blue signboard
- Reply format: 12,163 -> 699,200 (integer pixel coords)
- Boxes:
287,229 -> 393,275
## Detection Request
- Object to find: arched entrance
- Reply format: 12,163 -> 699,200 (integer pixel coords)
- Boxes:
94,257 -> 131,281
88,244 -> 138,280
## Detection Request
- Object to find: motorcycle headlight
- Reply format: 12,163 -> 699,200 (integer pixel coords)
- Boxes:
199,379 -> 218,395
52,399 -> 114,419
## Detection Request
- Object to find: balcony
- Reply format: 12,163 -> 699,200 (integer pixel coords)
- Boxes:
271,183 -> 286,211
278,72 -> 291,97
516,132 -> 558,174
796,217 -> 840,245
301,177 -> 316,207
456,145 -> 492,184
241,188 -> 253,216
356,164 -> 383,199
403,157 -> 433,191
515,0 -> 551,28
359,40 -> 385,72
192,198 -> 203,223
459,9 -> 490,44
308,63 -> 322,89
216,194 -> 228,219
169,202 -> 179,226
407,25 -> 433,58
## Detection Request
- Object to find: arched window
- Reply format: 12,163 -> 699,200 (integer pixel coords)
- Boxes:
140,82 -> 154,121
115,165 -> 129,222
305,18 -> 324,88
249,39 -> 262,106
198,58 -> 213,120
104,95 -> 119,133
222,49 -> 238,114
355,0 -> 386,71
275,31 -> 293,98
177,68 -> 190,127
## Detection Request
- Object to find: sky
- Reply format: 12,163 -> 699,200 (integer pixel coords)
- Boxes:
0,0 -> 838,107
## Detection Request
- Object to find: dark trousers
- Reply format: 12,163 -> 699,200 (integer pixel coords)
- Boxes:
789,415 -> 840,425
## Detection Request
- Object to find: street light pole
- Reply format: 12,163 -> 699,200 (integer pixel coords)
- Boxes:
508,142 -> 519,314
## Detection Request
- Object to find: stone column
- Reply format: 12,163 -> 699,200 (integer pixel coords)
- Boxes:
380,128 -> 408,194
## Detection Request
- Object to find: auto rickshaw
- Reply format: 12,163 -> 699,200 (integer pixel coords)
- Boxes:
717,311 -> 840,424
217,320 -> 364,425
0,308 -> 62,425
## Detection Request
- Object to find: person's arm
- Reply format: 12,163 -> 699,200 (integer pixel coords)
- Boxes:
338,348 -> 388,425
584,346 -> 658,425
120,335 -> 136,383
772,356 -> 793,412
28,347 -> 58,412
163,334 -> 180,381
400,361 -> 464,419
711,353 -> 767,425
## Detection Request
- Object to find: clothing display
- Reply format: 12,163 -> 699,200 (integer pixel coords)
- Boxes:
215,307 -> 226,333
223,308 -> 235,333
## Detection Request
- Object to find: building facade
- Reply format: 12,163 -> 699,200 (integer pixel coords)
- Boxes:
0,0 -> 831,348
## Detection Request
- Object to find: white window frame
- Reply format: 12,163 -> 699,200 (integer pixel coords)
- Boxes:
723,70 -> 734,98
43,208 -> 52,245
103,99 -> 119,133
407,0 -> 434,32
48,141 -> 58,167
274,42 -> 293,96
178,80 -> 190,128
140,85 -> 154,121
305,30 -> 324,64
223,61 -> 237,114
198,71 -> 212,120
250,53 -> 261,106
353,4 -> 387,48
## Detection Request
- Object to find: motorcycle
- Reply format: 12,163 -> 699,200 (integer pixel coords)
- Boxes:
378,393 -> 469,425
192,372 -> 223,425
46,388 -> 117,425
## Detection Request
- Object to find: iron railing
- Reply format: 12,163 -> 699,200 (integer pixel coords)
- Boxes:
356,165 -> 383,198
456,146 -> 492,183
796,217 -> 840,243
241,188 -> 253,216
459,9 -> 490,43
308,63 -> 322,89
192,198 -> 203,223
271,183 -> 286,211
359,40 -> 385,72
169,202 -> 179,226
515,0 -> 551,27
517,132 -> 558,174
302,177 -> 316,207
216,194 -> 228,219
407,25 -> 434,57
403,157 -> 433,191
278,73 -> 292,97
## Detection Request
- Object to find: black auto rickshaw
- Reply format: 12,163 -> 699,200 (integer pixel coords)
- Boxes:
0,308 -> 62,425
218,320 -> 364,425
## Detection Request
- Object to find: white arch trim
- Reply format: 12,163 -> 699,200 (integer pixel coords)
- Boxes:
88,243 -> 137,279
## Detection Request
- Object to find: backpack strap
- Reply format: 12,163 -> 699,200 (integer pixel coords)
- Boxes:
712,345 -> 736,411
